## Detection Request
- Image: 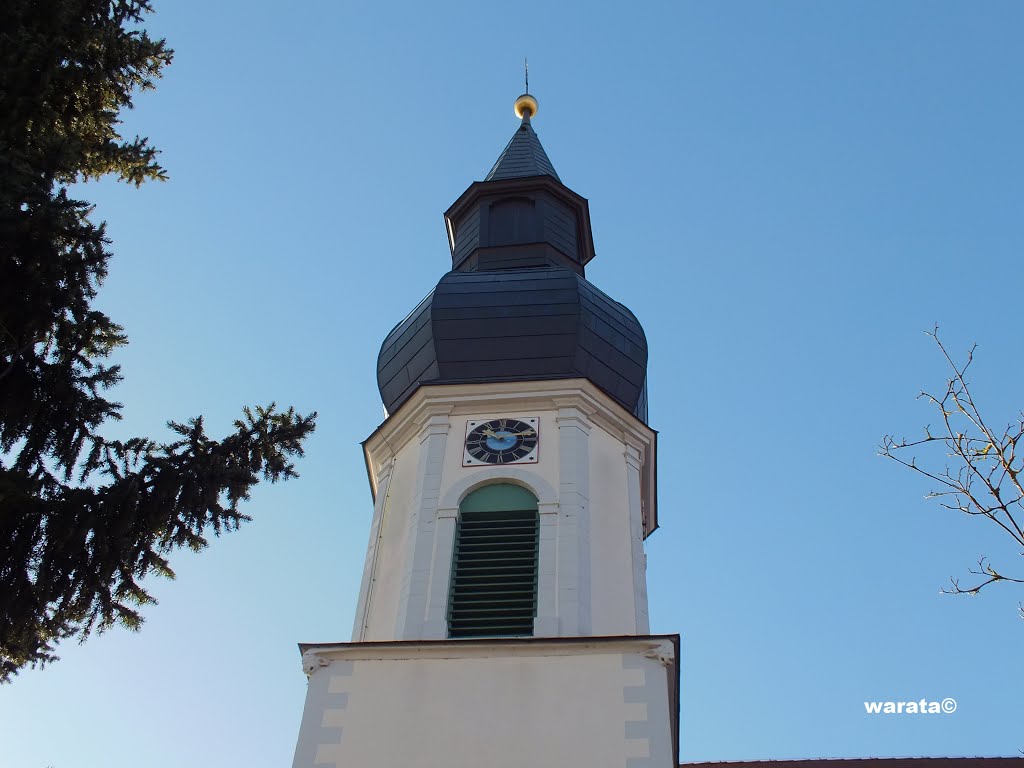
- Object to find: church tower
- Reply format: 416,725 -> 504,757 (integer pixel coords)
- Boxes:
292,93 -> 679,768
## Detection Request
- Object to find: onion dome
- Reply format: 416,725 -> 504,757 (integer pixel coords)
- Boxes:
377,94 -> 649,422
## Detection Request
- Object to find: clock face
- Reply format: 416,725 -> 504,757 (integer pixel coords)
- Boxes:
463,417 -> 539,466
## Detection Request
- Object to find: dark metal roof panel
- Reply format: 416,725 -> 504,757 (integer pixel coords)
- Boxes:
377,291 -> 438,414
376,268 -> 648,422
540,200 -> 577,258
432,313 -> 578,340
452,206 -> 480,266
432,302 -> 580,322
485,121 -> 561,182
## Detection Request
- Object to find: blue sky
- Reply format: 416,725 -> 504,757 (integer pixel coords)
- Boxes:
3,1 -> 1023,765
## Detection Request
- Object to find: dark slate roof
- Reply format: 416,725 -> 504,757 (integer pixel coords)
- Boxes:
484,115 -> 561,182
377,267 -> 648,422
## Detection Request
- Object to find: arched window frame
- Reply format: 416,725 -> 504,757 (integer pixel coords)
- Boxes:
446,484 -> 539,638
423,469 -> 558,640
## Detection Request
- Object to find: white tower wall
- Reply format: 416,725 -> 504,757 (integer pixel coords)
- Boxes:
351,379 -> 658,643
293,637 -> 678,768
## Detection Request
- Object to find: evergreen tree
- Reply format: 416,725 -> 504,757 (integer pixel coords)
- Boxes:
0,0 -> 316,681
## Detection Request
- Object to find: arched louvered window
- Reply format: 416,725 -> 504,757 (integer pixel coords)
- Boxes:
447,483 -> 539,638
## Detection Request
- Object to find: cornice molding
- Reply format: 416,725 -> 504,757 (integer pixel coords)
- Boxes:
299,635 -> 678,666
362,379 -> 659,535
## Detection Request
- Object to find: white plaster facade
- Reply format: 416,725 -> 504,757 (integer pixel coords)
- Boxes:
351,379 -> 657,643
292,637 -> 678,768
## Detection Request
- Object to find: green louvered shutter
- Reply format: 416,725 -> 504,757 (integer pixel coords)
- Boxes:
447,484 -> 539,638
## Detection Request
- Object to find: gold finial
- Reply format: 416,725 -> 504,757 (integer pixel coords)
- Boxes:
514,59 -> 538,120
514,93 -> 538,120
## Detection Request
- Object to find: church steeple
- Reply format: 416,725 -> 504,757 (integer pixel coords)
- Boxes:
484,95 -> 561,182
444,92 -> 595,274
378,92 -> 649,425
291,90 -> 676,768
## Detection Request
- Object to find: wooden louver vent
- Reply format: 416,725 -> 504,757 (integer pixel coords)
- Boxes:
447,508 -> 539,638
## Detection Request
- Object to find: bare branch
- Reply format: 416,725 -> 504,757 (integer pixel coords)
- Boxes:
882,328 -> 1024,607
941,558 -> 1024,596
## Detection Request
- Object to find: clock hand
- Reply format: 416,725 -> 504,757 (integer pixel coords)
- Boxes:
480,427 -> 534,438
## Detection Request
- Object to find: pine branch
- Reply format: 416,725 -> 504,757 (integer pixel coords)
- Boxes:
0,405 -> 316,682
0,2 -> 316,682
